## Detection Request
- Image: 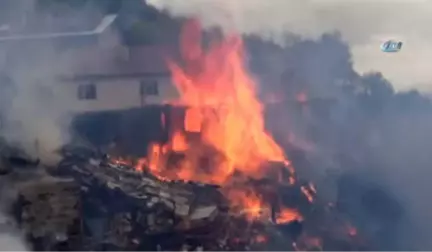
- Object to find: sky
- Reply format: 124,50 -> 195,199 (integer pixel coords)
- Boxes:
352,33 -> 432,92
147,0 -> 432,93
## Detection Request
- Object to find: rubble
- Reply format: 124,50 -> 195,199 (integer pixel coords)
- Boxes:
55,146 -> 230,250
0,142 -> 374,251
49,146 -> 374,252
0,138 -> 39,175
0,117 -> 395,251
13,175 -> 82,250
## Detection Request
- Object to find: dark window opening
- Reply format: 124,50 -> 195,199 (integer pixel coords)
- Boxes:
140,80 -> 159,96
77,83 -> 96,100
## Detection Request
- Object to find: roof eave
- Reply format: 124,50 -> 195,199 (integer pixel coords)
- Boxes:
0,14 -> 117,42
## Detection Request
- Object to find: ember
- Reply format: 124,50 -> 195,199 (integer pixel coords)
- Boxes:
276,207 -> 303,224
296,91 -> 308,104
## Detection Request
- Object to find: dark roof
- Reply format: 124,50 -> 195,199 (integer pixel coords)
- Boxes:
0,14 -> 117,42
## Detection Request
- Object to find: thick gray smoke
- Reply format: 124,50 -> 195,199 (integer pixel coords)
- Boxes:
0,0 -> 110,165
0,0 -> 113,249
147,0 -> 432,92
0,174 -> 32,251
0,232 -> 29,251
0,167 -> 29,250
0,211 -> 29,250
147,0 -> 432,249
1,44 -> 74,166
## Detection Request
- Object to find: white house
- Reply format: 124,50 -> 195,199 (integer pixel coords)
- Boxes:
0,12 -> 184,157
0,12 -> 180,114
58,44 -> 180,113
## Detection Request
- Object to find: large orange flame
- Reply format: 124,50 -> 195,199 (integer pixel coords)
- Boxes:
136,20 -> 301,219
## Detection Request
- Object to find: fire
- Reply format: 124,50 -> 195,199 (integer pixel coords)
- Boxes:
275,207 -> 303,224
171,131 -> 188,151
111,156 -> 131,166
184,107 -> 202,132
254,234 -> 267,243
296,91 -> 308,103
293,237 -> 323,251
347,223 -> 358,236
99,19 -> 367,251
135,19 -> 299,220
301,183 -> 316,203
226,187 -> 268,220
167,19 -> 288,182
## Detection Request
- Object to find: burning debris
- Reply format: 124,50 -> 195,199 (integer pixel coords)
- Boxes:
0,19 -> 383,251
0,138 -> 40,175
14,176 -> 82,251
48,145 -> 367,251
57,147 -> 229,250
0,140 -> 371,250
50,145 -> 367,251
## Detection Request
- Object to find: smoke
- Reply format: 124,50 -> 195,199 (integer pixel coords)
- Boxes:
367,110 -> 432,249
290,34 -> 428,251
264,33 -> 432,251
147,0 -> 432,249
0,232 -> 29,251
0,213 -> 28,251
147,0 -> 432,92
2,45 -> 73,166
0,175 -> 30,251
0,0 -> 110,166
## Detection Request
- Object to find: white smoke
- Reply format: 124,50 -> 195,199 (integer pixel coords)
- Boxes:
6,47 -> 78,166
147,0 -> 432,92
0,0 -> 111,166
0,233 -> 29,251
0,204 -> 30,252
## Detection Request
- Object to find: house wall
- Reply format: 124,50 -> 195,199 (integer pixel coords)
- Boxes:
56,75 -> 179,113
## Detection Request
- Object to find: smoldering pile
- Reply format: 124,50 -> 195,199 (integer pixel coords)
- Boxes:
0,138 -> 403,251
0,16 -> 405,251
2,18 -> 374,250
44,144 -> 367,251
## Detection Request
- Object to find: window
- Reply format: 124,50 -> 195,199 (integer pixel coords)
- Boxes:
77,83 -> 96,100
140,80 -> 159,96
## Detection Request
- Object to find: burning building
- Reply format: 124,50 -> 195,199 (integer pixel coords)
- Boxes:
0,12 -> 403,250
56,19 -> 371,250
